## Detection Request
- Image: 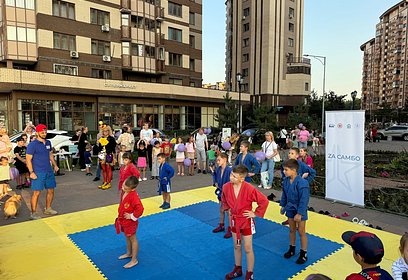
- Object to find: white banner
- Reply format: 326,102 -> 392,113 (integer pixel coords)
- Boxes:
325,111 -> 365,206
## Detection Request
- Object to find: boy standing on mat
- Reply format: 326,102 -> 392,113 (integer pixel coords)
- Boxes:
212,153 -> 233,238
222,165 -> 269,280
280,159 -> 310,264
116,176 -> 144,268
157,153 -> 174,209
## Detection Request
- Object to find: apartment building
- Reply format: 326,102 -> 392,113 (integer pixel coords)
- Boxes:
225,0 -> 311,109
361,0 -> 408,114
0,0 -> 244,132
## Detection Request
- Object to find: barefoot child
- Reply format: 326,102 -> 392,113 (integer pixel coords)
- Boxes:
280,159 -> 310,264
157,153 -> 174,209
222,165 -> 269,280
118,152 -> 140,191
174,137 -> 185,176
116,176 -> 144,268
136,140 -> 147,181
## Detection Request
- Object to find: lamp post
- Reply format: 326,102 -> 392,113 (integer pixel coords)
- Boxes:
304,54 -> 326,137
236,72 -> 243,133
351,91 -> 357,110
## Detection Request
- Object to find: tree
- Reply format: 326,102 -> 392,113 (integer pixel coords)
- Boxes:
248,104 -> 277,131
287,103 -> 314,130
324,90 -> 347,111
214,92 -> 238,130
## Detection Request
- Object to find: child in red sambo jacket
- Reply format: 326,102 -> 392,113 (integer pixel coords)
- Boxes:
118,152 -> 140,191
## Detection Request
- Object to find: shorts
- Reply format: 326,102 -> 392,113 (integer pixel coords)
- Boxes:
121,222 -> 138,237
31,171 -> 56,191
137,157 -> 147,168
0,180 -> 9,184
285,210 -> 308,221
186,152 -> 195,160
85,163 -> 92,168
158,181 -> 171,194
208,159 -> 216,167
196,149 -> 206,162
176,157 -> 185,163
231,218 -> 256,236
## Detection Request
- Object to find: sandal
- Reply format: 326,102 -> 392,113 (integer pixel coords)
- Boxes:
181,173 -> 184,176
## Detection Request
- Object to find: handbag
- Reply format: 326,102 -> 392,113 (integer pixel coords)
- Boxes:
105,154 -> 113,163
273,152 -> 281,162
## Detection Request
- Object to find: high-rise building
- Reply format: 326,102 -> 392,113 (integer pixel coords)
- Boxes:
0,0 -> 246,132
225,0 -> 311,108
361,0 -> 408,115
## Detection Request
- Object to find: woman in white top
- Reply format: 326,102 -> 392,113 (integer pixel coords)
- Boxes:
258,131 -> 278,189
139,123 -> 153,172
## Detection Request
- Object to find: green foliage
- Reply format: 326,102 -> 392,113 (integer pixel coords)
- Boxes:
287,103 -> 314,130
214,92 -> 238,131
248,105 -> 277,131
383,152 -> 408,176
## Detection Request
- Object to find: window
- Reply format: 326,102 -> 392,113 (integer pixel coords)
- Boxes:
289,7 -> 294,18
243,23 -> 249,32
53,32 -> 76,51
243,8 -> 250,17
189,12 -> 195,25
288,38 -> 294,47
7,26 -> 36,42
243,53 -> 249,62
90,8 -> 110,26
189,59 -> 195,71
6,0 -> 35,9
168,2 -> 182,17
91,39 -> 110,55
168,27 -> 182,42
131,44 -> 144,56
305,82 -> 309,91
243,38 -> 249,47
122,42 -> 130,55
145,18 -> 155,31
289,22 -> 294,32
189,82 -> 196,87
169,52 -> 182,67
169,78 -> 183,85
189,35 -> 195,48
145,45 -> 155,58
121,14 -> 129,26
242,68 -> 248,76
92,69 -> 112,79
52,0 -> 75,20
54,64 -> 78,76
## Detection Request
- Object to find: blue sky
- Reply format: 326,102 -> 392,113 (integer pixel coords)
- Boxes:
202,0 -> 398,99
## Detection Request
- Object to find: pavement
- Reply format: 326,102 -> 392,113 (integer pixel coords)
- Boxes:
1,154 -> 407,236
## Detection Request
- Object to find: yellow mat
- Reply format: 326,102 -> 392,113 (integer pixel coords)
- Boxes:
0,186 -> 401,280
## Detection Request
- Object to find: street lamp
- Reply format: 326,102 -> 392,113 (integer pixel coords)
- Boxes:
304,54 -> 326,137
236,72 -> 243,133
351,91 -> 357,110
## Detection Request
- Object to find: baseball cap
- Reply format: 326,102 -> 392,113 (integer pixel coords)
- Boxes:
35,124 -> 47,132
342,231 -> 384,264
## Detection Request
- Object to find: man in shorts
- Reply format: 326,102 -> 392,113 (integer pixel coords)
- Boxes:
26,124 -> 59,220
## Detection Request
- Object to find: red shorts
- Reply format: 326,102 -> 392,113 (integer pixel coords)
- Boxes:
231,218 -> 256,236
231,226 -> 253,236
120,221 -> 138,237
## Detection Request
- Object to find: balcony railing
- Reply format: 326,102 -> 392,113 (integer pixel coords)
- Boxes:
121,25 -> 131,41
287,57 -> 311,64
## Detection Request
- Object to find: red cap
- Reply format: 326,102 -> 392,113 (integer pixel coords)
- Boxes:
35,124 -> 47,132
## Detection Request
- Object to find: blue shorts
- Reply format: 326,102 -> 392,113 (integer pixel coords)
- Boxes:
158,181 -> 171,195
285,210 -> 308,221
31,171 -> 56,191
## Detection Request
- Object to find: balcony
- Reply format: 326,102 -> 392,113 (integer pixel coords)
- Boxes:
122,54 -> 132,69
155,7 -> 164,22
156,33 -> 165,46
121,0 -> 131,12
121,25 -> 131,41
156,59 -> 165,73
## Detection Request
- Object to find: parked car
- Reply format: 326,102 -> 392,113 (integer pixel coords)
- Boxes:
132,127 -> 167,142
377,125 -> 408,141
10,130 -> 73,151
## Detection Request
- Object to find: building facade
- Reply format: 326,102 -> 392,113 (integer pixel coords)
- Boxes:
0,0 -> 237,132
361,0 -> 408,113
225,0 -> 311,108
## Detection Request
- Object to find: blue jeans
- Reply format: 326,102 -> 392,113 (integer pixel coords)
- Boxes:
298,141 -> 307,149
261,159 -> 275,186
96,161 -> 102,178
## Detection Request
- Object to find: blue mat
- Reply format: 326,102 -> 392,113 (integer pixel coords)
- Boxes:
68,201 -> 343,280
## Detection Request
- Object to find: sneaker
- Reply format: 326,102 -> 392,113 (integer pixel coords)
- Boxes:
212,225 -> 225,233
197,169 -> 202,174
284,246 -> 296,259
225,265 -> 243,279
245,271 -> 254,280
81,169 -> 86,171
142,178 -> 147,181
264,185 -> 272,190
257,184 -> 263,189
98,182 -> 106,189
155,176 -> 159,180
30,213 -> 41,220
224,231 -> 232,239
7,187 -> 12,191
44,208 -> 58,215
16,185 -> 23,190
162,202 -> 170,209
138,178 -> 142,182
281,220 -> 289,225
202,170 -> 207,174
267,193 -> 276,201
102,183 -> 111,190
296,250 -> 308,264
93,177 -> 100,182
150,176 -> 155,180
159,202 -> 165,208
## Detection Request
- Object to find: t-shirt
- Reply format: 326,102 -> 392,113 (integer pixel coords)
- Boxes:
137,148 -> 147,158
207,150 -> 216,161
185,142 -> 195,153
84,151 -> 92,164
14,146 -> 27,162
26,139 -> 53,173
261,141 -> 278,157
140,129 -> 153,144
195,133 -> 207,150
280,129 -> 288,139
346,266 -> 394,280
161,142 -> 172,157
0,165 -> 10,181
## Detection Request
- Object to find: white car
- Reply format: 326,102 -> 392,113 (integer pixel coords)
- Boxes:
10,130 -> 73,151
377,125 -> 408,141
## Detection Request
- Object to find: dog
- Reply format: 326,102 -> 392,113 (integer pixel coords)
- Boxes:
4,194 -> 22,219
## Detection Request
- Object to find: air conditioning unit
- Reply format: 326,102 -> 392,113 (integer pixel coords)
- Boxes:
70,51 -> 79,58
101,24 -> 110,32
102,55 -> 111,62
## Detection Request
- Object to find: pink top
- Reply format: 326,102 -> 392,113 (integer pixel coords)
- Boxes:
298,130 -> 310,142
185,142 -> 195,153
301,155 -> 314,168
